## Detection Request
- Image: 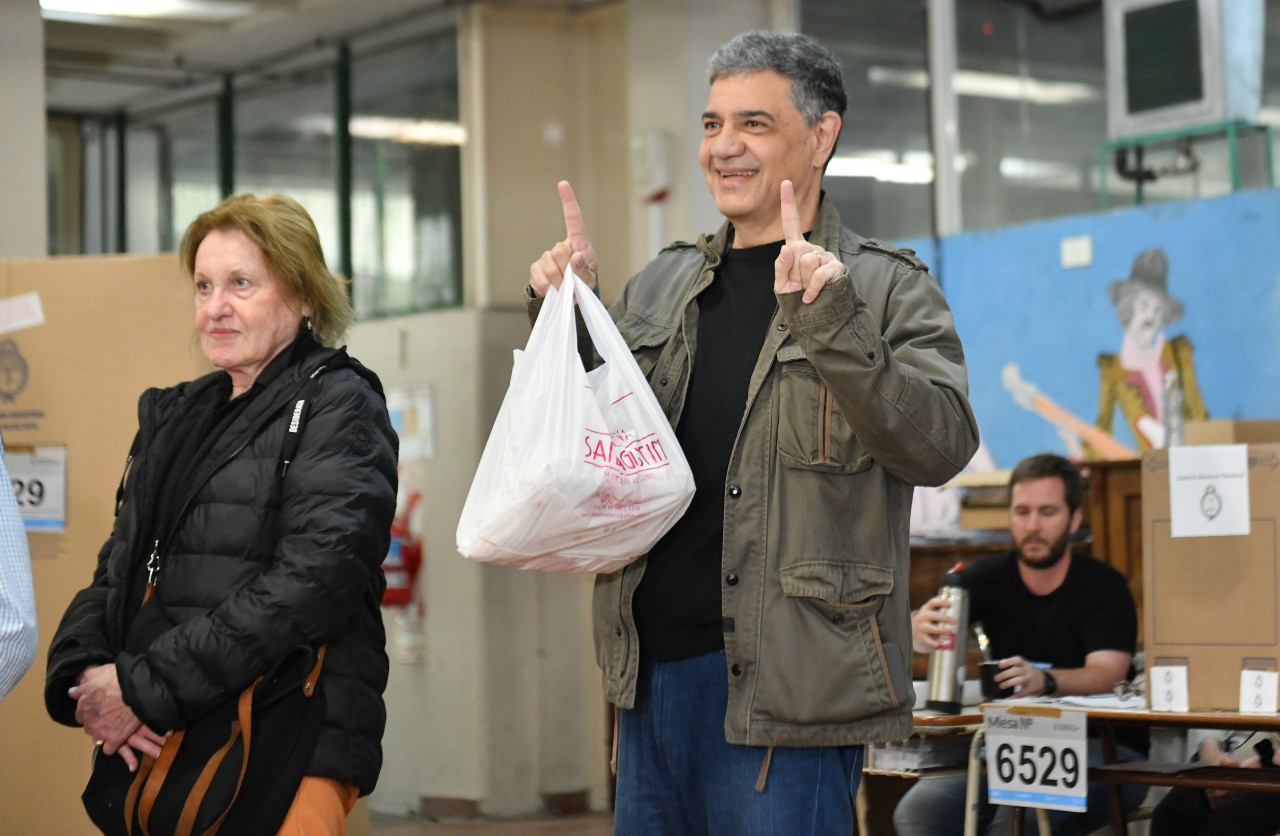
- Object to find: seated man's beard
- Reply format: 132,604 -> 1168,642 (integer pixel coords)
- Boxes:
1016,529 -> 1072,570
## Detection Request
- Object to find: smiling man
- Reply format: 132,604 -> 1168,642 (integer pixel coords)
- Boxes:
527,30 -> 979,834
902,453 -> 1146,836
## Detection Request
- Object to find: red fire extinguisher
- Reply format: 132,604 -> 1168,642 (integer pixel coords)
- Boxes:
382,491 -> 422,606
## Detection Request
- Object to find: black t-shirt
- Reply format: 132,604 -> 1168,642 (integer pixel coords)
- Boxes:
961,550 -> 1147,753
632,238 -> 781,663
962,550 -> 1138,668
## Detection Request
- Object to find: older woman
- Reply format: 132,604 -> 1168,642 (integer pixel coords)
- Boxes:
45,194 -> 397,834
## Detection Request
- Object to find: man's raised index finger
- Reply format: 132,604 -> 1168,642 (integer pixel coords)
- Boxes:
558,180 -> 589,248
779,180 -> 803,243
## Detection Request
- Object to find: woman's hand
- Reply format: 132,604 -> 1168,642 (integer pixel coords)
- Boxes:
911,596 -> 958,654
71,664 -> 170,771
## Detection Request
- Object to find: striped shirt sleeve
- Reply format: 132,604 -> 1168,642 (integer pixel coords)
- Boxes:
0,444 -> 36,700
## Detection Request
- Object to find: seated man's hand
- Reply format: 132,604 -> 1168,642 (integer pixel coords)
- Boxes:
992,656 -> 1049,695
911,596 -> 957,654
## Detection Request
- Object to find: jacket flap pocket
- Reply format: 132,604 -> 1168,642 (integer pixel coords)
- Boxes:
615,313 -> 674,350
780,561 -> 894,607
776,343 -> 807,363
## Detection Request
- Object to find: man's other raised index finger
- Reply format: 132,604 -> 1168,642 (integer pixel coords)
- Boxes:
779,179 -> 804,243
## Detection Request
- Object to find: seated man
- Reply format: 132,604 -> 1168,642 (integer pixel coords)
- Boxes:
894,453 -> 1147,836
1150,731 -> 1280,836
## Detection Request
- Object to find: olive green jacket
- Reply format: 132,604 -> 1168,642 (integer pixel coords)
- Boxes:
531,198 -> 978,746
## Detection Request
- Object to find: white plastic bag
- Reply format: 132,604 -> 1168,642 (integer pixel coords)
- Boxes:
456,269 -> 695,573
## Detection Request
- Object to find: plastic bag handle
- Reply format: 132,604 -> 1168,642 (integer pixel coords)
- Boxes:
526,269 -> 580,364
567,268 -> 634,371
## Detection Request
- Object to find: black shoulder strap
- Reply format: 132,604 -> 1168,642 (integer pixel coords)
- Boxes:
114,432 -> 143,517
278,365 -> 327,480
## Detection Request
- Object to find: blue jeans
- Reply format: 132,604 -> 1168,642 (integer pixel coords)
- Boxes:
892,738 -> 1147,836
614,650 -> 864,836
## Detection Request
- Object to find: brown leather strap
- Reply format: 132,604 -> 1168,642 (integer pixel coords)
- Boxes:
137,728 -> 184,836
123,753 -> 158,836
304,645 -> 326,697
129,645 -> 327,836
174,719 -> 242,836
189,684 -> 257,836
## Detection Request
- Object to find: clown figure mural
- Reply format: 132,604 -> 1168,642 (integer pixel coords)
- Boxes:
1093,247 -> 1208,453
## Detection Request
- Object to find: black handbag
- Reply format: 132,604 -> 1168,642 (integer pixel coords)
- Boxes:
81,644 -> 326,836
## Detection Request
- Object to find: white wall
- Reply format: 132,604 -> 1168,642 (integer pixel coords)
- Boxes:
623,0 -> 793,275
0,0 -> 48,257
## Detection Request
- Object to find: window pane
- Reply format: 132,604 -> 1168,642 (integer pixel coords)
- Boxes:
235,68 -> 340,270
803,1 -> 935,241
953,2 -> 1109,230
128,100 -> 220,252
351,30 -> 462,317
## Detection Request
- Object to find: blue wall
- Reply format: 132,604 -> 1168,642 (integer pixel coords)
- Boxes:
904,189 -> 1280,468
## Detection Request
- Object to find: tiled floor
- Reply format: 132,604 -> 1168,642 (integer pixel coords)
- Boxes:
370,812 -> 613,835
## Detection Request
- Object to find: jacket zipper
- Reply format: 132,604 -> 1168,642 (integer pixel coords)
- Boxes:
818,382 -> 832,464
145,371 -> 317,593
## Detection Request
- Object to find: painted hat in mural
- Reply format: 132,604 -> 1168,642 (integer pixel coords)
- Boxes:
1107,247 -> 1185,325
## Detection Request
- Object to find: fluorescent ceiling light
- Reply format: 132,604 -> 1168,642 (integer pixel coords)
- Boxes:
999,157 -> 1080,182
868,66 -> 1099,106
349,116 -> 467,146
40,0 -> 257,21
826,149 -> 974,184
826,154 -> 935,184
297,115 -> 468,146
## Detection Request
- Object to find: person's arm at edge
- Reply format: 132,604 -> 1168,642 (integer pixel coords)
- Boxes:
0,445 -> 36,700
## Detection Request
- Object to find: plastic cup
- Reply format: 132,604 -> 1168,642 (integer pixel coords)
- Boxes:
980,660 -> 1017,700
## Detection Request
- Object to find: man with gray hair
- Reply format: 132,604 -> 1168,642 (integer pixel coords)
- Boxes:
527,29 -> 979,833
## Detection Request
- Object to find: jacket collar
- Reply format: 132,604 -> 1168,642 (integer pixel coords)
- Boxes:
702,190 -> 844,257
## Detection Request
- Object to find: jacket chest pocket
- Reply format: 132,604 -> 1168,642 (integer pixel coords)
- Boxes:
615,313 -> 677,383
776,348 -> 870,474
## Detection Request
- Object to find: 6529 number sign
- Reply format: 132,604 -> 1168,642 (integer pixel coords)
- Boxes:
983,706 -> 1088,812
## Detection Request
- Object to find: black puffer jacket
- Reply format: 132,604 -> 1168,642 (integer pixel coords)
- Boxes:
45,345 -> 397,795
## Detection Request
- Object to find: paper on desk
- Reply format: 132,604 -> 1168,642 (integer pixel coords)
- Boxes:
1169,444 -> 1250,537
1053,693 -> 1147,710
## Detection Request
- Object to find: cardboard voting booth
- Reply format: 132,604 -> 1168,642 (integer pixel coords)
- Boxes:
0,255 -> 211,835
1143,428 -> 1280,711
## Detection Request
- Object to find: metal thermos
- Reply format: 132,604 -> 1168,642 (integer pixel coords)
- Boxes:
925,565 -> 969,714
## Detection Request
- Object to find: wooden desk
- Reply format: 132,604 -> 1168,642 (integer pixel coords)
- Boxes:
1087,708 -> 1280,833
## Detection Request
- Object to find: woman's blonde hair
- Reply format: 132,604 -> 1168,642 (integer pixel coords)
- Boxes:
179,193 -> 353,346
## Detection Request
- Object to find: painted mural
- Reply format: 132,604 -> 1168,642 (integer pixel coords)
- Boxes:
902,187 -> 1280,470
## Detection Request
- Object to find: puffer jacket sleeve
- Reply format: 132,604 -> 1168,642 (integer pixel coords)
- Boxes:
778,255 -> 979,487
44,531 -> 119,725
115,371 -> 397,731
